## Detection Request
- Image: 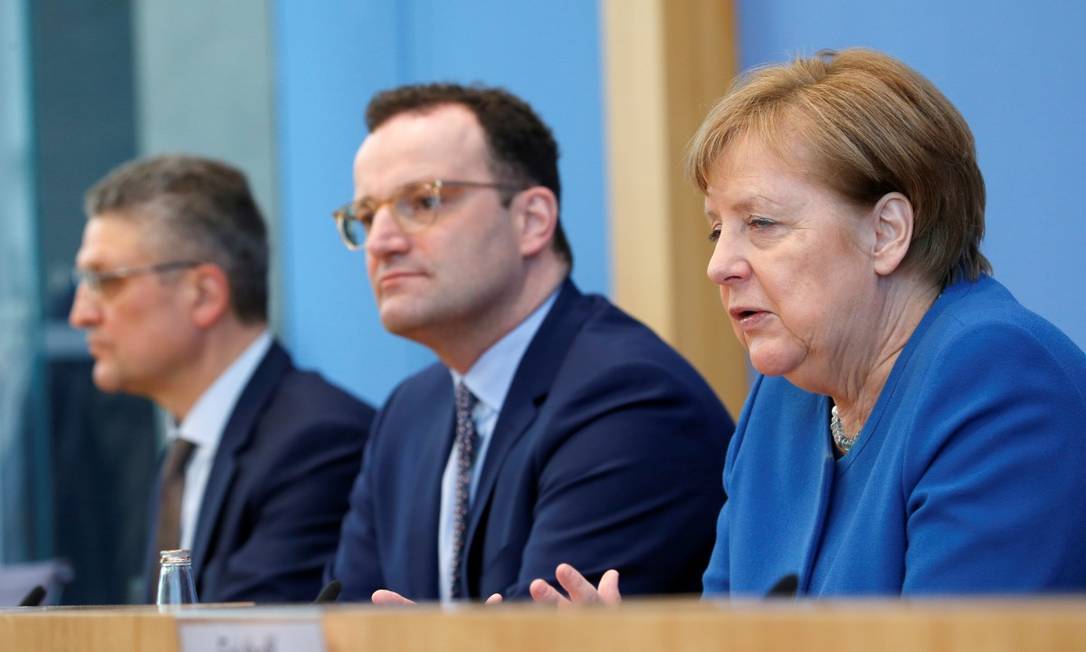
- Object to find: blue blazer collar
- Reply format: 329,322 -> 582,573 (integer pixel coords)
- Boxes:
189,341 -> 292,585
461,279 -> 589,587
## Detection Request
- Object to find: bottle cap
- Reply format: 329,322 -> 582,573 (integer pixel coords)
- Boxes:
159,548 -> 191,565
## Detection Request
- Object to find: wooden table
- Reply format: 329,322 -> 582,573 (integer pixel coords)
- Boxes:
3,598 -> 1086,651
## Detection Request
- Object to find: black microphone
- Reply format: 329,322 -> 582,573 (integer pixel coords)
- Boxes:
18,585 -> 47,607
766,574 -> 798,598
314,579 -> 342,603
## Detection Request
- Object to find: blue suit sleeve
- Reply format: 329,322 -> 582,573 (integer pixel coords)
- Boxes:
502,360 -> 729,598
212,419 -> 365,602
332,410 -> 389,601
902,322 -> 1086,593
702,374 -> 764,597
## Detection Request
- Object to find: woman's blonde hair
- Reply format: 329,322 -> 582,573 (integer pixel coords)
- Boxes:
687,48 -> 990,288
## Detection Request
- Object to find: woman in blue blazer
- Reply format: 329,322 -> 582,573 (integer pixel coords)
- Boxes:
526,48 -> 1086,602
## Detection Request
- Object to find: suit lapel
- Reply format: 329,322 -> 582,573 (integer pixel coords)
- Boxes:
190,342 -> 291,585
461,281 -> 590,583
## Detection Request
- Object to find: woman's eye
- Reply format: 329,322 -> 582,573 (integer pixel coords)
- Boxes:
708,226 -> 722,242
747,216 -> 775,229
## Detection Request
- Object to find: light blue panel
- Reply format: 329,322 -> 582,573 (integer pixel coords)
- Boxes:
738,0 -> 1086,349
396,0 -> 609,295
274,0 -> 433,406
273,1 -> 607,405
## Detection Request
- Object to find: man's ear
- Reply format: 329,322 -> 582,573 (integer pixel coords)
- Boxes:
871,192 -> 914,277
514,186 -> 559,258
188,264 -> 232,328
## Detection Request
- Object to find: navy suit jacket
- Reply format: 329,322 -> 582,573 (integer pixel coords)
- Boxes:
146,341 -> 374,603
333,281 -> 732,601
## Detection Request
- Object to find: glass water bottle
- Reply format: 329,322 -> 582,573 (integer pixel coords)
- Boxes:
156,548 -> 198,607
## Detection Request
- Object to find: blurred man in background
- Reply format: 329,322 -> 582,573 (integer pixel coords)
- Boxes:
70,155 -> 373,602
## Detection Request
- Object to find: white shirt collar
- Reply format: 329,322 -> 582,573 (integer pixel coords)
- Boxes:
449,290 -> 559,416
173,331 -> 273,448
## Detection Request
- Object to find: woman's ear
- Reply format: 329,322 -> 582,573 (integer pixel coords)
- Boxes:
871,192 -> 914,277
514,186 -> 559,258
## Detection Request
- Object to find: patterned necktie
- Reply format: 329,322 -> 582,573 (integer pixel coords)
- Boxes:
449,382 -> 479,599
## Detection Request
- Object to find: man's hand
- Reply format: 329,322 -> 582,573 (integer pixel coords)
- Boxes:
373,589 -> 504,605
528,563 -> 622,607
371,589 -> 416,605
371,563 -> 623,608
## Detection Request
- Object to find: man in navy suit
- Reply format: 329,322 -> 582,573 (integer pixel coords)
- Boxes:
69,155 -> 374,603
330,84 -> 732,603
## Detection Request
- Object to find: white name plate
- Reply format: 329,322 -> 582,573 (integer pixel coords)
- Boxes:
179,620 -> 326,652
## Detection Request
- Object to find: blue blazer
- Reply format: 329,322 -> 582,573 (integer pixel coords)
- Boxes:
333,280 -> 732,601
704,276 -> 1086,596
146,342 -> 374,603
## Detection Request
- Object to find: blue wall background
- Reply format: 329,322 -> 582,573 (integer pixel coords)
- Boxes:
274,0 -> 1086,407
739,0 -> 1086,350
273,1 -> 608,405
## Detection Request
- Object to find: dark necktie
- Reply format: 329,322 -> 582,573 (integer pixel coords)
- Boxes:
449,382 -> 479,599
154,437 -> 196,556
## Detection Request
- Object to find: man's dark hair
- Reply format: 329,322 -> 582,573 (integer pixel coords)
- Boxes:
85,155 -> 269,324
366,83 -> 572,267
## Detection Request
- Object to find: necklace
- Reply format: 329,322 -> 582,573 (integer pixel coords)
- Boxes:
830,404 -> 858,455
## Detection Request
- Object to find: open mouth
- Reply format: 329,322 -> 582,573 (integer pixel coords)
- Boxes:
730,308 -> 770,329
730,308 -> 761,320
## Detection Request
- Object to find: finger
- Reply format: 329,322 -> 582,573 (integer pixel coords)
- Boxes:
485,593 -> 504,605
597,569 -> 622,605
371,589 -> 415,605
555,563 -> 600,604
529,578 -> 570,606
